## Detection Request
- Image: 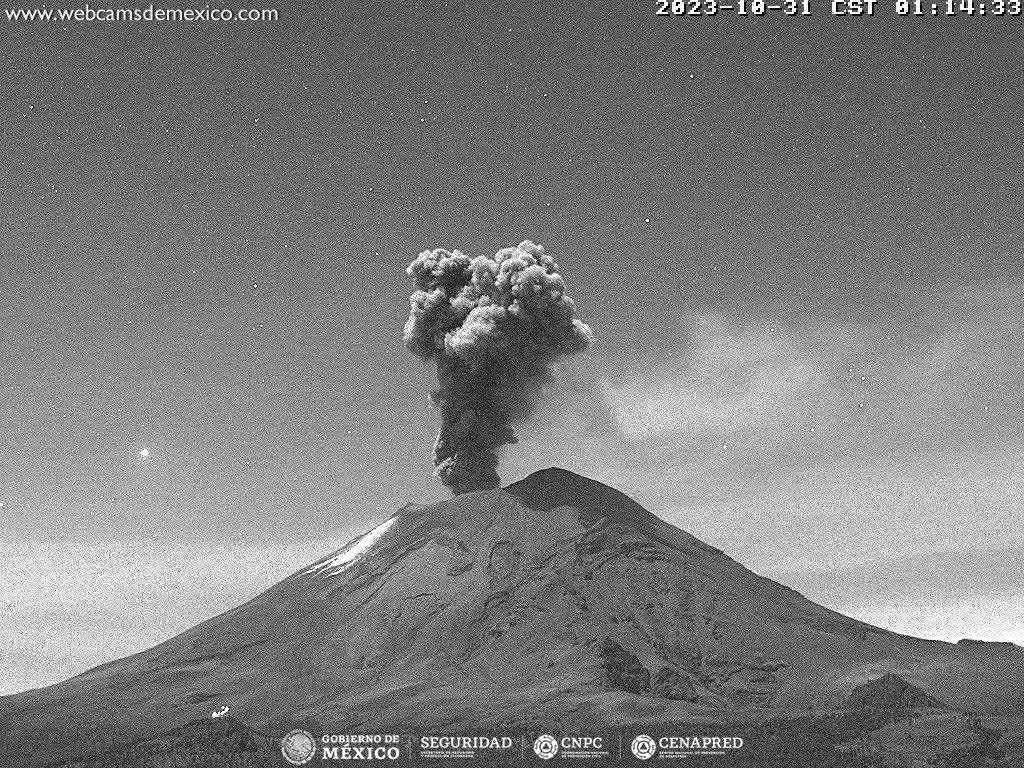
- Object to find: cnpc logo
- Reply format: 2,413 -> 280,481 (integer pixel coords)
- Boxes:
533,734 -> 559,760
534,734 -> 606,759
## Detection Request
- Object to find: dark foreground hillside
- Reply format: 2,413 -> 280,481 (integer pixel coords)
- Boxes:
47,717 -> 281,768
46,710 -> 1015,768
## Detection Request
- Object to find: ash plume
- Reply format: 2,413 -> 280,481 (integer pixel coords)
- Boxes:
404,240 -> 592,494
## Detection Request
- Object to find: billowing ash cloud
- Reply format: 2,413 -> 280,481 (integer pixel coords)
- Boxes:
404,240 -> 592,494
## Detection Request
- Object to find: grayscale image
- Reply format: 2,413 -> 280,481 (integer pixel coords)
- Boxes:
1,2 -> 1022,766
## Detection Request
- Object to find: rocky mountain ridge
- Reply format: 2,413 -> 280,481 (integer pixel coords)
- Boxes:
2,468 -> 1022,767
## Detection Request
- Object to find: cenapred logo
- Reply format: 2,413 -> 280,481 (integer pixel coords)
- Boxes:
533,734 -> 559,760
281,729 -> 317,765
631,734 -> 657,760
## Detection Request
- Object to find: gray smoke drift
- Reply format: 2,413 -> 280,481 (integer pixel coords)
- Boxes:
404,240 -> 593,494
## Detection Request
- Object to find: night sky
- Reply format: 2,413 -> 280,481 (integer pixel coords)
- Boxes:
3,1 -> 1023,694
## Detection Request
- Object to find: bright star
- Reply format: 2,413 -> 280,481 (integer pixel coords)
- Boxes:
139,448 -> 150,459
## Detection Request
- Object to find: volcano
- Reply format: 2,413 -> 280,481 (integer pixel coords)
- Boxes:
2,468 -> 1022,766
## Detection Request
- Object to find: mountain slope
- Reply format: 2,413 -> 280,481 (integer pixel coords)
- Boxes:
2,468 -> 1022,767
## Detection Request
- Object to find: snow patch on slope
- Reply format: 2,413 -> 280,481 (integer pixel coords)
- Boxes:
304,517 -> 396,578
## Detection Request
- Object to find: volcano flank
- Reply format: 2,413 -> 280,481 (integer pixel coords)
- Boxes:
2,468 -> 1022,766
